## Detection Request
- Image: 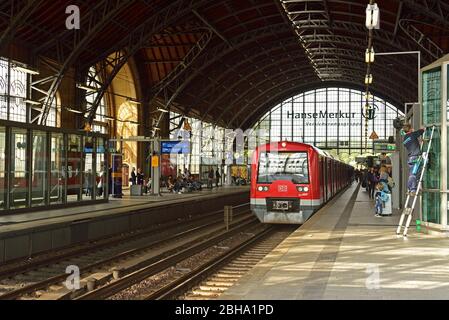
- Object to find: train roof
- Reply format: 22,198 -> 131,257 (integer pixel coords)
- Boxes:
254,141 -> 352,166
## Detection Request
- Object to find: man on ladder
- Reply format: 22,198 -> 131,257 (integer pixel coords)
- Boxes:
402,123 -> 425,197
396,123 -> 434,236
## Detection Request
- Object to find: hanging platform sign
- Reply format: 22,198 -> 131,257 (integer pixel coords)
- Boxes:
161,140 -> 190,154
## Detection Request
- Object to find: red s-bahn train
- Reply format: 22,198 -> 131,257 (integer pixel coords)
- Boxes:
250,141 -> 354,224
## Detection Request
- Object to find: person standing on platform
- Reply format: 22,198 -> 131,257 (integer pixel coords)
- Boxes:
137,168 -> 144,185
208,169 -> 214,189
215,168 -> 221,188
184,167 -> 190,180
108,166 -> 112,195
367,167 -> 378,199
130,167 -> 137,185
402,123 -> 425,196
84,169 -> 93,196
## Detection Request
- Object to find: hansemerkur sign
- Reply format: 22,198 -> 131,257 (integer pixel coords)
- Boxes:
286,111 -> 357,119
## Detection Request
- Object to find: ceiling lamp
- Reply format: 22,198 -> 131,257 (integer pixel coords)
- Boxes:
126,98 -> 141,105
65,107 -> 84,114
365,47 -> 375,63
76,83 -> 98,92
365,3 -> 380,30
157,107 -> 169,113
24,99 -> 41,105
364,74 -> 373,85
12,64 -> 40,75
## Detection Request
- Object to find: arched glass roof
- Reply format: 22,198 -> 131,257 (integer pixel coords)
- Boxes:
251,86 -> 403,161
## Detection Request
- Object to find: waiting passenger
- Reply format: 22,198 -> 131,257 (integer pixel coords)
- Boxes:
215,168 -> 221,188
190,176 -> 202,191
208,169 -> 214,189
130,167 -> 137,185
84,169 -> 93,196
137,168 -> 144,185
374,182 -> 390,217
173,177 -> 183,194
367,167 -> 378,199
167,175 -> 175,193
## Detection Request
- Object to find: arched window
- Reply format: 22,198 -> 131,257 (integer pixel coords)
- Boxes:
252,87 -> 403,157
0,57 -> 27,122
117,101 -> 138,168
85,67 -> 108,134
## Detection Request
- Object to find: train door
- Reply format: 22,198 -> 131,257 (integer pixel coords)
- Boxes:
327,160 -> 330,197
323,158 -> 327,201
332,161 -> 337,196
330,160 -> 334,196
319,157 -> 324,203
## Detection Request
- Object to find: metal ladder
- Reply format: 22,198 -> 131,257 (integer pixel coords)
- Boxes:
396,126 -> 435,237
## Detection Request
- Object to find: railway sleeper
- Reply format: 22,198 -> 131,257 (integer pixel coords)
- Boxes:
212,273 -> 243,279
183,295 -> 215,300
190,289 -> 222,296
222,268 -> 252,274
202,281 -> 234,287
198,285 -> 228,292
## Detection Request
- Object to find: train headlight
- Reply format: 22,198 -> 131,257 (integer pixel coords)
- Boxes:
263,186 -> 269,191
258,186 -> 264,192
303,186 -> 309,192
296,186 -> 303,192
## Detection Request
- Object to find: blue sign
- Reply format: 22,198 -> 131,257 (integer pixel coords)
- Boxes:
161,141 -> 190,154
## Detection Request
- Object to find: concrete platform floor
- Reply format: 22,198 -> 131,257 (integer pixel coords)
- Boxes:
221,184 -> 449,300
0,185 -> 248,227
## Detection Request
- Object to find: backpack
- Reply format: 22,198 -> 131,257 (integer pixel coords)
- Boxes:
387,176 -> 395,189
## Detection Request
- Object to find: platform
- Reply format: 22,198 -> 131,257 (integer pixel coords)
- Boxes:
0,186 -> 249,263
221,184 -> 449,300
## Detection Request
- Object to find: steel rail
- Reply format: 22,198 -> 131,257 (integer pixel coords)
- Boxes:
144,226 -> 275,300
0,209 -> 252,300
75,218 -> 260,300
0,203 -> 249,280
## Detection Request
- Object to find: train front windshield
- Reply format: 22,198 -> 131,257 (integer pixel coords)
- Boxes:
257,151 -> 309,184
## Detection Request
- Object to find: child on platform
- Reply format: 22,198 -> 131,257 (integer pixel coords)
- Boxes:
375,182 -> 390,217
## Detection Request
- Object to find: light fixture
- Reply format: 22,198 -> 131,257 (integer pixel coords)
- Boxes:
365,47 -> 375,63
13,64 -> 39,75
365,3 -> 380,30
24,99 -> 41,105
157,107 -> 169,113
126,98 -> 141,105
31,106 -> 42,112
76,83 -> 98,92
364,74 -> 373,85
65,107 -> 84,114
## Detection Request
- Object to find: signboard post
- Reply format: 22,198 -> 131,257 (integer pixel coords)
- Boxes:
150,137 -> 161,196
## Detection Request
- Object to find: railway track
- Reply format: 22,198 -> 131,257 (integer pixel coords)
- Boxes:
0,204 -> 251,300
144,226 -> 296,300
74,217 -> 261,300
